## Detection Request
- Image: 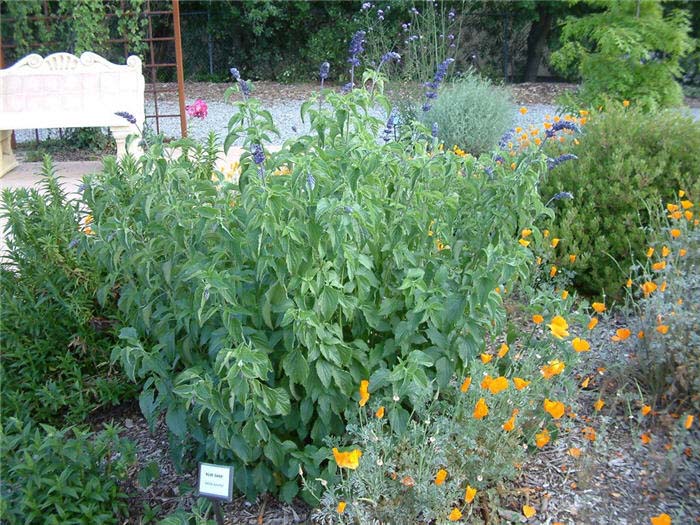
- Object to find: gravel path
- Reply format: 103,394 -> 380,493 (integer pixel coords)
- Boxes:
13,100 -> 700,145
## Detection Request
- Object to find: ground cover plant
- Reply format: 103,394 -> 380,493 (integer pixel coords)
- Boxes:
0,158 -> 133,425
540,103 -> 700,298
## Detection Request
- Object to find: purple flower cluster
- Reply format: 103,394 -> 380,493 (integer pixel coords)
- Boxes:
379,51 -> 400,71
230,67 -> 251,98
114,111 -> 137,125
422,58 -> 454,112
185,98 -> 208,120
498,129 -> 515,149
545,121 -> 579,139
431,122 -> 439,138
382,109 -> 397,142
252,144 -> 265,165
547,154 -> 578,171
348,31 -> 366,68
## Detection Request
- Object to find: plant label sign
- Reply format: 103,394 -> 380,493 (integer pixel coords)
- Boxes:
198,462 -> 233,501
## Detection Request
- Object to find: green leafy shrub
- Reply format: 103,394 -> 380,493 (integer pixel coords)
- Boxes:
0,418 -> 135,524
0,158 -> 133,424
551,0 -> 694,111
83,82 -> 552,501
540,106 -> 700,298
420,74 -> 515,155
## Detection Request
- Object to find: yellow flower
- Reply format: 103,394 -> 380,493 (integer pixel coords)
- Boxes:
460,377 -> 472,393
551,238 -> 560,248
535,428 -> 550,448
332,448 -> 362,469
480,353 -> 492,364
646,247 -> 655,258
523,505 -> 537,518
488,376 -> 509,394
641,405 -> 652,416
543,229 -> 550,238
670,229 -> 681,238
502,409 -> 518,432
448,508 -> 463,521
532,314 -> 544,324
652,261 -> 666,271
544,399 -> 565,419
650,513 -> 671,525
592,302 -> 606,313
656,325 -> 669,335
435,468 -> 448,485
359,380 -> 370,407
272,165 -> 291,176
520,106 -> 528,115
497,343 -> 509,358
660,281 -> 667,292
642,281 -> 658,297
587,317 -> 599,330
521,228 -> 533,238
679,248 -> 687,257
572,337 -> 591,352
541,359 -> 565,379
561,290 -> 569,299
550,265 -> 558,278
678,190 -> 685,197
547,316 -> 569,339
662,246 -> 670,257
685,210 -> 693,221
622,99 -> 630,107
519,239 -> 530,247
685,414 -> 694,430
612,328 -> 631,341
513,377 -> 530,390
626,278 -> 633,288
375,406 -> 385,419
465,484 -> 477,503
569,254 -> 577,263
681,199 -> 693,209
594,398 -> 605,411
337,501 -> 346,514
473,397 -> 489,419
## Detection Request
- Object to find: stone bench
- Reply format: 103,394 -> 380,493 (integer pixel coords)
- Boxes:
0,51 -> 145,177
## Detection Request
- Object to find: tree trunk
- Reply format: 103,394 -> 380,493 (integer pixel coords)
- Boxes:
523,5 -> 553,82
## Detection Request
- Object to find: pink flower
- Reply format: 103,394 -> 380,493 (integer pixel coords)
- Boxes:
185,98 -> 208,119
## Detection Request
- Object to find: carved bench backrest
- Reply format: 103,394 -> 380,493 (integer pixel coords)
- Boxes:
0,52 -> 144,130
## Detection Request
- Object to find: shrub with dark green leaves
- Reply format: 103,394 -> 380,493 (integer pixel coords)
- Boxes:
83,82 -> 550,501
419,73 -> 515,155
540,106 -> 700,297
0,418 -> 135,524
0,158 -> 133,424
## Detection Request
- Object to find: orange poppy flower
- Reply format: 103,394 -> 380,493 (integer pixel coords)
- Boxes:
642,281 -> 658,296
337,501 -> 347,514
656,325 -> 669,335
561,290 -> 569,299
497,343 -> 509,358
523,505 -> 536,518
448,508 -> 463,521
460,377 -> 472,393
519,239 -> 531,247
679,249 -> 687,257
594,399 -> 605,411
652,261 -> 666,271
568,447 -> 582,458
541,359 -> 566,379
612,328 -> 631,341
580,377 -> 591,388
488,376 -> 509,394
670,229 -> 681,238
375,406 -> 385,419
588,317 -> 599,330
502,410 -> 518,432
547,316 -> 569,339
513,377 -> 531,390
592,302 -> 606,313
359,380 -> 370,407
650,513 -> 671,525
332,448 -> 362,469
480,353 -> 492,364
582,426 -> 596,441
550,265 -> 558,278
572,337 -> 591,352
521,228 -> 533,238
544,399 -> 565,419
473,397 -> 490,419
465,484 -> 477,503
535,428 -> 550,448
569,254 -> 577,263
681,199 -> 693,209
551,238 -> 560,248
685,415 -> 694,430
532,314 -> 544,324
641,405 -> 652,416
641,432 -> 652,445
646,247 -> 655,258
662,246 -> 670,257
435,468 -> 448,485
626,278 -> 633,288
